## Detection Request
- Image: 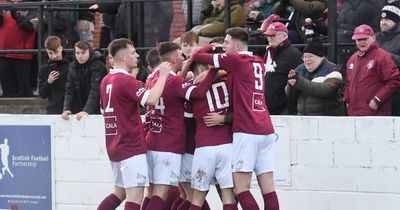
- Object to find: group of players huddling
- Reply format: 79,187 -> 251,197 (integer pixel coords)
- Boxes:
98,27 -> 279,210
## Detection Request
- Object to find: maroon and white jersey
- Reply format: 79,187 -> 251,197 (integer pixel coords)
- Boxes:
184,101 -> 196,154
192,79 -> 233,148
146,71 -> 196,154
193,50 -> 274,135
100,68 -> 149,162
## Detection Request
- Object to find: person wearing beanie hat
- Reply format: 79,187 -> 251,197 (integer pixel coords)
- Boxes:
302,40 -> 325,72
344,23 -> 400,116
285,40 -> 345,116
376,3 -> 400,115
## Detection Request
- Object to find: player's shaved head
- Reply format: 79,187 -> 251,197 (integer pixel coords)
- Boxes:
146,48 -> 161,69
108,38 -> 134,58
226,27 -> 249,45
158,42 -> 181,61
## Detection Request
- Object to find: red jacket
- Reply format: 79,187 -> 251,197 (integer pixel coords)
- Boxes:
344,42 -> 400,116
0,14 -> 36,60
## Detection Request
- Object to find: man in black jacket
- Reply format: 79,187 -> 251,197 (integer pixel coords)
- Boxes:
263,22 -> 303,114
376,3 -> 400,115
38,36 -> 70,114
61,41 -> 107,120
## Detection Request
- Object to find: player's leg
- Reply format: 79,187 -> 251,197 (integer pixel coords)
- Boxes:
216,143 -> 238,210
231,133 -> 259,210
171,184 -> 186,210
146,151 -> 181,210
190,146 -> 216,210
220,189 -> 238,210
190,189 -> 207,210
257,172 -> 279,210
121,154 -> 149,210
141,185 -> 152,210
164,186 -> 181,210
254,133 -> 279,210
97,185 -> 125,210
97,161 -> 126,210
177,182 -> 192,210
178,153 -> 194,209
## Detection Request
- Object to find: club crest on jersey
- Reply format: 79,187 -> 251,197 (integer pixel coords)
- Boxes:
252,92 -> 265,112
182,82 -> 191,89
136,88 -> 146,97
367,60 -> 375,69
150,117 -> 162,133
348,63 -> 354,70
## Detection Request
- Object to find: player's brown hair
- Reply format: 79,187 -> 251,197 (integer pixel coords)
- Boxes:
74,41 -> 90,51
146,48 -> 161,69
107,38 -> 134,57
180,31 -> 199,44
158,42 -> 181,61
226,27 -> 249,44
44,36 -> 62,51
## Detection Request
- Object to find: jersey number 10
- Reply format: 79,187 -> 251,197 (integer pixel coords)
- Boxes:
206,82 -> 229,112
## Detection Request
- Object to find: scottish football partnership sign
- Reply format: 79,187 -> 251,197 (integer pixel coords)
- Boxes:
0,125 -> 52,210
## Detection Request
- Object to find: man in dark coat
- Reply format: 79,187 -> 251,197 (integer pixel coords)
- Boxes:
375,3 -> 400,115
62,41 -> 107,120
263,22 -> 303,114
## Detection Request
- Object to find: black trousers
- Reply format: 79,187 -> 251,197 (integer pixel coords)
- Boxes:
0,57 -> 32,97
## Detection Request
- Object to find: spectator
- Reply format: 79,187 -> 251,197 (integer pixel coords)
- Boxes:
0,1 -> 38,97
336,0 -> 384,69
337,0 -> 383,42
42,0 -> 77,49
263,22 -> 303,115
286,40 -> 345,116
344,24 -> 400,116
61,41 -> 107,120
38,36 -> 70,114
273,0 -> 327,44
248,0 -> 279,31
180,31 -> 200,59
190,0 -> 246,44
90,1 -> 173,47
376,3 -> 400,116
70,0 -> 95,46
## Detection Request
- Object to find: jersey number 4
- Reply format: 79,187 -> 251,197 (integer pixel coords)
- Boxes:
206,82 -> 229,112
155,97 -> 165,115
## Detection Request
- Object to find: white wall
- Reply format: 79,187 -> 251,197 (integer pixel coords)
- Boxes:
1,115 -> 400,210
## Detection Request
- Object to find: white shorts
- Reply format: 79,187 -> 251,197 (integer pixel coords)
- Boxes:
232,132 -> 277,176
180,153 -> 193,183
111,154 -> 149,188
191,144 -> 234,191
147,150 -> 182,186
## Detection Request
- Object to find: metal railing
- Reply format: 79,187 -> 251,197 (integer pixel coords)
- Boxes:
0,0 -> 343,66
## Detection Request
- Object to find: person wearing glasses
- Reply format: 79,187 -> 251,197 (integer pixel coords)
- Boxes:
286,39 -> 345,116
263,21 -> 303,115
344,24 -> 400,116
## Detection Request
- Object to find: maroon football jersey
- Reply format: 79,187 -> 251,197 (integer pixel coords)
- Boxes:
100,69 -> 149,162
193,50 -> 275,135
145,72 -> 195,154
192,80 -> 233,148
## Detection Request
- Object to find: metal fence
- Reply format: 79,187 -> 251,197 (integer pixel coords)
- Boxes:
0,0 -> 346,67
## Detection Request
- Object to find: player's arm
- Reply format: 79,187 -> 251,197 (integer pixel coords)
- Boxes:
191,45 -> 214,65
178,57 -> 193,80
145,62 -> 171,105
185,68 -> 218,100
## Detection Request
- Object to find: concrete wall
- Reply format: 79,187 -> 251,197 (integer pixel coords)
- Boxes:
0,115 -> 399,210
